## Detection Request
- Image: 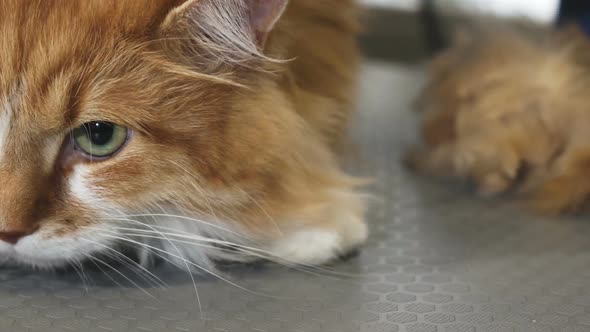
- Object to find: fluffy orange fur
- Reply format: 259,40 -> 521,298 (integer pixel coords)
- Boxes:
409,24 -> 590,215
0,0 -> 367,268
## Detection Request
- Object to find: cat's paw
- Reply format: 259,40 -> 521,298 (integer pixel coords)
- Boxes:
271,223 -> 367,266
269,196 -> 368,266
270,229 -> 347,265
406,138 -> 522,196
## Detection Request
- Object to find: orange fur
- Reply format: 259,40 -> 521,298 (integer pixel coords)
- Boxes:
0,0 -> 366,268
409,24 -> 590,215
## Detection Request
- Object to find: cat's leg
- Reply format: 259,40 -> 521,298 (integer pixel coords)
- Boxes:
267,189 -> 368,266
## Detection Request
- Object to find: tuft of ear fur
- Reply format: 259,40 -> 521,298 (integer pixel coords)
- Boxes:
159,0 -> 288,69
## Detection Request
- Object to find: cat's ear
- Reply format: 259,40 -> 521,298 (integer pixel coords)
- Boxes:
159,0 -> 288,66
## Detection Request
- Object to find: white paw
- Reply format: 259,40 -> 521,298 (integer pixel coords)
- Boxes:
270,218 -> 368,266
271,229 -> 343,265
268,189 -> 369,266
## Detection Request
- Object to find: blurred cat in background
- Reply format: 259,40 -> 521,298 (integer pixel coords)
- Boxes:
408,22 -> 590,215
0,0 -> 367,271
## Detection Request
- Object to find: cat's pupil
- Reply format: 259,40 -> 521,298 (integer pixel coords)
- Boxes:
84,122 -> 114,146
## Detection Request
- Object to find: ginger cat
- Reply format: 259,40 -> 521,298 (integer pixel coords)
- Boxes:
409,23 -> 590,215
0,0 -> 367,270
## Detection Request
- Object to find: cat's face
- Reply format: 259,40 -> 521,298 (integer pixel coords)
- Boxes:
0,0 -> 289,268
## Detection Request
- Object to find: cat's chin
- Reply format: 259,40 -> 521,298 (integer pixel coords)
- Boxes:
0,227 -> 116,270
0,255 -> 72,270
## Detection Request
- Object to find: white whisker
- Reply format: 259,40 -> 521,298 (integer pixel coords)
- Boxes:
85,253 -> 156,299
96,215 -> 204,315
115,231 -> 361,281
81,238 -> 168,289
119,224 -> 359,276
167,160 -> 222,225
92,231 -> 290,300
86,224 -> 360,280
235,186 -> 282,236
67,258 -> 92,293
86,255 -> 127,289
102,213 -> 250,241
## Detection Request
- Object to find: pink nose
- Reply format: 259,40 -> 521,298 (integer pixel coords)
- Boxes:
0,229 -> 36,244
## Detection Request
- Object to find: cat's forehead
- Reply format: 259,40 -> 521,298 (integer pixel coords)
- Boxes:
0,0 -> 179,90
0,0 -> 183,130
0,0 -> 179,32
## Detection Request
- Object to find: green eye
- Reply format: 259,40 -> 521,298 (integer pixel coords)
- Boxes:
72,122 -> 128,158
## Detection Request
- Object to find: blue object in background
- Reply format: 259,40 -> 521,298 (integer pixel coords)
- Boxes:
578,16 -> 590,34
558,0 -> 590,34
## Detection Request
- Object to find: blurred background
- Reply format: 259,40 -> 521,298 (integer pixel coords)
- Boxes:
362,0 -> 560,23
359,0 -> 567,63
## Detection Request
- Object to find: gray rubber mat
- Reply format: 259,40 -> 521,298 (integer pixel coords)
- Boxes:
3,61 -> 590,332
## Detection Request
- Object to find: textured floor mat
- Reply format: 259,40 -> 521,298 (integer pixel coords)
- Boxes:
2,62 -> 590,332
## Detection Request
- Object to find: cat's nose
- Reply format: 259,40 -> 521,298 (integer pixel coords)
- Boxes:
0,228 -> 37,244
